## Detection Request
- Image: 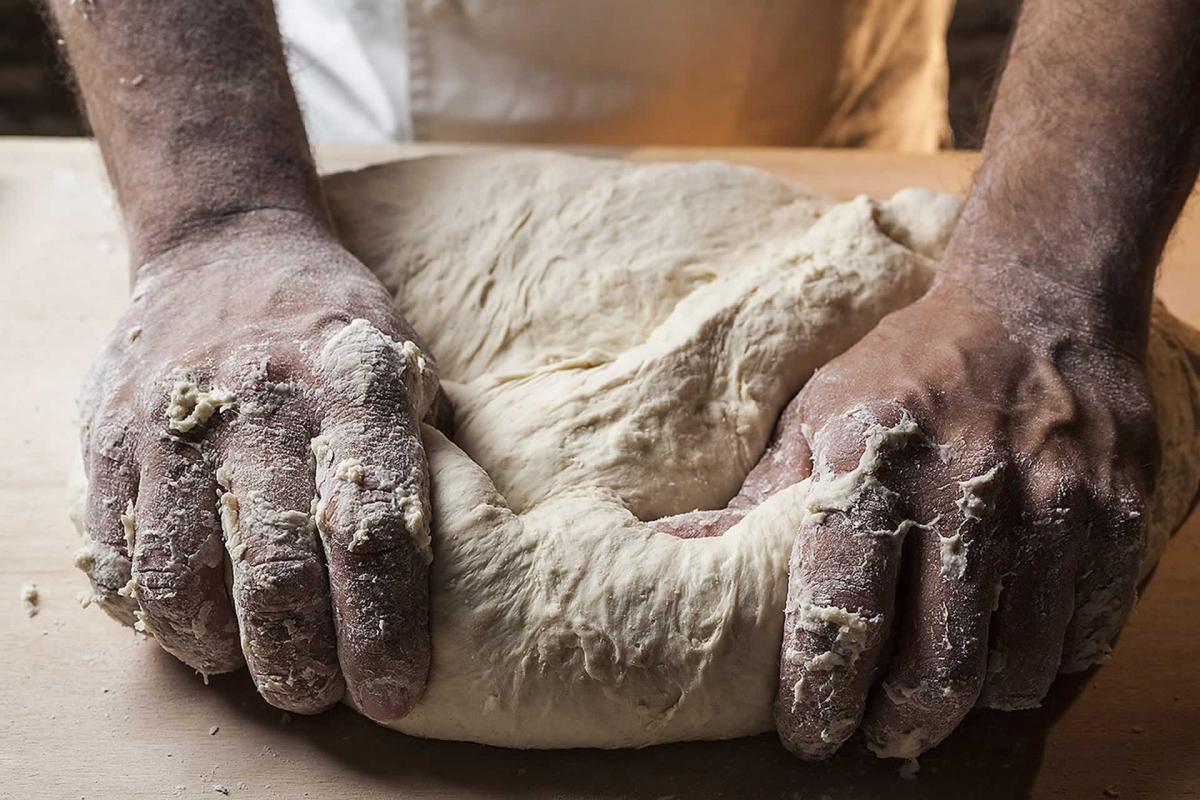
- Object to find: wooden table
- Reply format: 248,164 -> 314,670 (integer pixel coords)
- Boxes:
2,138 -> 1198,799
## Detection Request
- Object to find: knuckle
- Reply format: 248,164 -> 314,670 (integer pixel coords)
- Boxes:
947,447 -> 1009,522
143,368 -> 189,419
254,662 -> 343,713
132,554 -> 244,671
1096,393 -> 1161,495
806,401 -> 922,480
887,637 -> 984,701
1019,463 -> 1081,531
73,535 -> 133,598
85,416 -> 136,470
142,364 -> 241,438
239,556 -> 327,614
134,524 -> 224,595
132,559 -> 189,598
1114,493 -> 1149,544
318,484 -> 428,560
793,550 -> 892,613
788,599 -> 883,667
316,318 -> 436,413
81,477 -> 137,550
80,349 -> 134,419
217,351 -> 309,423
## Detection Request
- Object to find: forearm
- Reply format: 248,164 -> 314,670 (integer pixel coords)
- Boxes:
46,0 -> 330,268
943,0 -> 1200,354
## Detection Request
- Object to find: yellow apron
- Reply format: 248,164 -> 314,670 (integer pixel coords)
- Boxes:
279,0 -> 954,150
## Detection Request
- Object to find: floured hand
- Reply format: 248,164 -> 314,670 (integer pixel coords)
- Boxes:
765,273 -> 1157,759
74,212 -> 441,720
655,269 -> 1159,759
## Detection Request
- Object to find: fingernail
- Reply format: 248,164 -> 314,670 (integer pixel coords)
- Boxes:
353,675 -> 422,722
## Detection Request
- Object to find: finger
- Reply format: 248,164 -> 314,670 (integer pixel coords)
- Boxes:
130,436 -> 244,675
314,412 -> 432,721
312,320 -> 436,721
653,393 -> 811,539
774,507 -> 903,760
1060,483 -> 1147,672
730,393 -> 813,510
978,480 -> 1080,711
651,508 -> 747,538
425,384 -> 456,437
773,407 -> 919,761
218,422 -> 344,713
74,416 -> 140,624
860,462 -> 1005,759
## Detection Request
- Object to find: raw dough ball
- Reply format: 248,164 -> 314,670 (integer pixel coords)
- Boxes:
317,153 -> 1200,748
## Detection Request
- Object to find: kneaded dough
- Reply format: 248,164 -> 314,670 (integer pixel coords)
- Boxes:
68,153 -> 1200,749
316,152 -> 1200,748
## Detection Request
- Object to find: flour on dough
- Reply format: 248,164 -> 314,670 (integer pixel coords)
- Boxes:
70,152 -> 1200,750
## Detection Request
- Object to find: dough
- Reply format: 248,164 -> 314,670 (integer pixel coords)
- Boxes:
317,152 -> 1200,748
69,152 -> 1200,749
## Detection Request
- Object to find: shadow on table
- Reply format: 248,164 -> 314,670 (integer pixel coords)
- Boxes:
193,661 -> 1099,800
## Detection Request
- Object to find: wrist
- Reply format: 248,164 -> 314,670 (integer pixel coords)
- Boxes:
131,207 -> 339,284
127,180 -> 334,264
933,244 -> 1154,363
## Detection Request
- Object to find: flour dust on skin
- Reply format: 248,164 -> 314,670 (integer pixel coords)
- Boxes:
777,407 -> 940,759
70,307 -> 439,699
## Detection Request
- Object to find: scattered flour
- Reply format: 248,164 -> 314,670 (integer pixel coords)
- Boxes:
19,582 -> 39,617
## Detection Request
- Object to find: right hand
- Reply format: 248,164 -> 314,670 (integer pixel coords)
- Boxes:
75,211 -> 441,719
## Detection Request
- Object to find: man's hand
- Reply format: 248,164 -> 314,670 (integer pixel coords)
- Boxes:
764,0 -> 1200,760
768,270 -> 1158,759
77,215 -> 439,719
46,0 -> 443,719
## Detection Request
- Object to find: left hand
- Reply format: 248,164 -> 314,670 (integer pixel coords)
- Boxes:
716,266 -> 1159,759
75,222 -> 442,719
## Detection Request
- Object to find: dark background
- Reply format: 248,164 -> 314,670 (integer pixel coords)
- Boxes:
0,0 -> 1019,148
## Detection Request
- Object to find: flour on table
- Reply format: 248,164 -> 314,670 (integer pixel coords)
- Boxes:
19,581 -> 39,617
70,152 -> 1200,750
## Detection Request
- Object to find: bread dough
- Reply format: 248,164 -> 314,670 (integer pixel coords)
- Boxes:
69,152 -> 1200,749
318,153 -> 1200,748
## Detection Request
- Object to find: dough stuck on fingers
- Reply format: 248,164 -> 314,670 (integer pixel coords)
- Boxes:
71,152 -> 1200,750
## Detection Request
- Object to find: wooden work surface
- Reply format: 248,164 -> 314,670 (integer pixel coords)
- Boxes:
2,138 -> 1198,799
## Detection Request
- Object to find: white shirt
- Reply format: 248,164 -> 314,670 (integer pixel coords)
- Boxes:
278,0 -> 953,151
